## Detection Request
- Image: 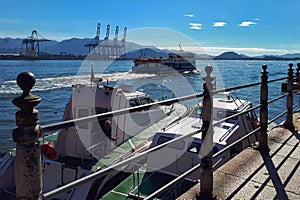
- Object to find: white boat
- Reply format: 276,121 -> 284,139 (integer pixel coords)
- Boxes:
101,92 -> 260,199
0,78 -> 188,199
132,52 -> 197,74
147,92 -> 259,180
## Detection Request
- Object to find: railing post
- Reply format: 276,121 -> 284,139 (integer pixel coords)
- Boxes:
198,65 -> 215,200
285,63 -> 294,130
295,63 -> 300,82
258,64 -> 269,152
12,72 -> 42,199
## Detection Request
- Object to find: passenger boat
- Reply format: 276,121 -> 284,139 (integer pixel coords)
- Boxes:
0,75 -> 188,199
132,52 -> 197,74
101,92 -> 260,199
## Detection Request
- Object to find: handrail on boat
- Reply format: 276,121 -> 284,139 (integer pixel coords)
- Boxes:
218,121 -> 239,142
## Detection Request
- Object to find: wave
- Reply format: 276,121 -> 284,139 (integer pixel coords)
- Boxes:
0,72 -> 156,95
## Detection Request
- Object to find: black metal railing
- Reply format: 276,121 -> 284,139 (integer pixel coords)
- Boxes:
10,63 -> 300,200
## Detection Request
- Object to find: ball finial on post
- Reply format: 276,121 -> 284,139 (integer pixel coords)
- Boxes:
12,72 -> 42,199
12,72 -> 41,111
16,72 -> 36,95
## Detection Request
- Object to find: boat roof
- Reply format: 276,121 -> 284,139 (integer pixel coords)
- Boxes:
155,116 -> 238,146
212,92 -> 250,112
154,92 -> 251,145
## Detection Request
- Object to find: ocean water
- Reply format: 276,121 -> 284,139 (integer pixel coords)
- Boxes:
0,59 -> 299,152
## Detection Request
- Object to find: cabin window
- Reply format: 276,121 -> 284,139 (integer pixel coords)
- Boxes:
192,107 -> 202,116
78,109 -> 89,129
213,146 -> 219,154
187,142 -> 201,154
157,136 -> 185,150
226,111 -> 238,122
217,110 -> 238,122
245,111 -> 257,129
129,99 -> 140,107
217,111 -> 226,119
140,97 -> 154,105
187,142 -> 219,155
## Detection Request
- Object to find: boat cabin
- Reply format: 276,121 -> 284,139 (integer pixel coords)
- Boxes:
54,83 -> 168,161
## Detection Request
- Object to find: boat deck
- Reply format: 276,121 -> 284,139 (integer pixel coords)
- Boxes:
91,104 -> 189,172
101,167 -> 196,200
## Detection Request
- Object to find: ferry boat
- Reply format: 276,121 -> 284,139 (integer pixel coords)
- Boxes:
0,76 -> 188,199
101,92 -> 260,199
132,52 -> 197,74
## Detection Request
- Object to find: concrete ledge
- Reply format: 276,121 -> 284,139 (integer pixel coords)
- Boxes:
178,113 -> 300,200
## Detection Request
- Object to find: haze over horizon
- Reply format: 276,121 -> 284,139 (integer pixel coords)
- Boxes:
1,0 -> 300,56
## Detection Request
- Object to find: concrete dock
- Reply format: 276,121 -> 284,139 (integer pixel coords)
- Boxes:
179,113 -> 300,200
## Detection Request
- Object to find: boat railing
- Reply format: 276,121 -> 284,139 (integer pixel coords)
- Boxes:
10,63 -> 300,199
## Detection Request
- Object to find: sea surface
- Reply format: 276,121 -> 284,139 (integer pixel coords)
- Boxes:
0,59 -> 299,152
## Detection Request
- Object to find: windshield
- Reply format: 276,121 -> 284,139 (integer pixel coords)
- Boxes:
191,106 -> 202,117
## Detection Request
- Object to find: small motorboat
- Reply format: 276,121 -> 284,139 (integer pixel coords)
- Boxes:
0,76 -> 188,200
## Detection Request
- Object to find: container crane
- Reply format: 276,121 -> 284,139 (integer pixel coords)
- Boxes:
113,26 -> 119,57
120,27 -> 127,57
104,24 -> 110,41
20,30 -> 51,58
95,23 -> 101,44
84,23 -> 127,58
113,26 -> 119,43
121,27 -> 127,46
85,23 -> 101,53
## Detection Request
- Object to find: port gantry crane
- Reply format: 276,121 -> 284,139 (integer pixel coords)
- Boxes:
20,30 -> 51,58
85,23 -> 101,54
85,23 -> 127,58
121,27 -> 127,57
113,26 -> 119,57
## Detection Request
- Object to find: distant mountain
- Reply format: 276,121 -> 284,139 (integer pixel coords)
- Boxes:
123,47 -> 169,59
1,37 -> 300,60
214,51 -> 244,60
253,53 -> 300,60
0,38 -> 24,54
45,38 -> 89,56
279,53 -> 300,59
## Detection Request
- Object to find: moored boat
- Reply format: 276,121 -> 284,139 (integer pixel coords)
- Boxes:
0,74 -> 189,199
101,92 -> 260,199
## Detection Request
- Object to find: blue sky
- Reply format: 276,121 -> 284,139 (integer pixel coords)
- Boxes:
0,0 -> 299,56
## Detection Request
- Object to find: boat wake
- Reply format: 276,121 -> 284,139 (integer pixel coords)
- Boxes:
0,72 -> 157,94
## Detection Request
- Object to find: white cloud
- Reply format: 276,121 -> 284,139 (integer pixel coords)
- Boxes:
184,14 -> 194,18
189,23 -> 202,30
254,18 -> 260,21
239,21 -> 257,27
213,22 -> 227,27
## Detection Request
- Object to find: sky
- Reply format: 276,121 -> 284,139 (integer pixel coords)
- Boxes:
0,0 -> 300,56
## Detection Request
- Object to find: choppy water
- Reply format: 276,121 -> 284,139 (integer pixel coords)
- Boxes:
0,59 -> 299,151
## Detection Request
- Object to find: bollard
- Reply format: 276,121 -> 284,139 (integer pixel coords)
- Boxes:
258,65 -> 270,152
198,65 -> 215,200
12,72 -> 42,200
285,63 -> 294,130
